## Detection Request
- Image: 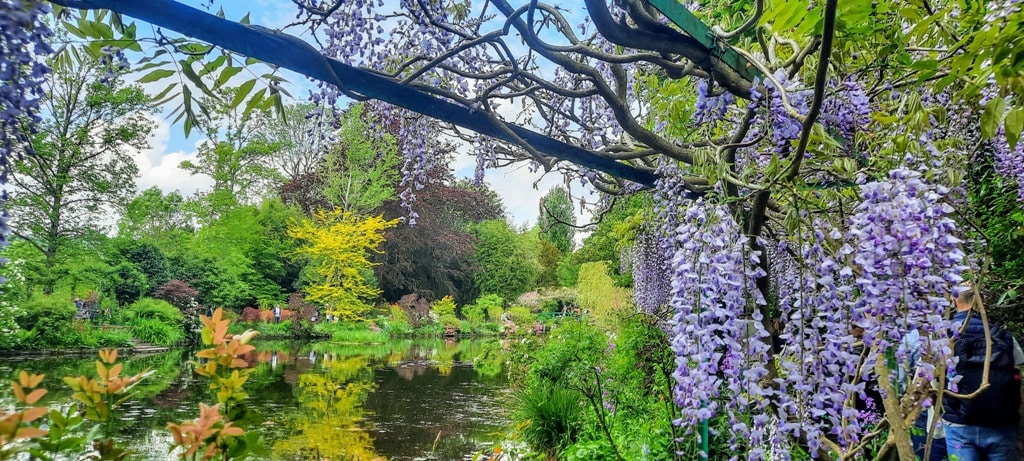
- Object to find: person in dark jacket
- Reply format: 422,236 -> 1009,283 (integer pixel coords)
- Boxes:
942,284 -> 1024,461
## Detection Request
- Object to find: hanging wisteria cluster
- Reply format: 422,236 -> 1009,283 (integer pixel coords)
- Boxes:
630,229 -> 670,314
991,126 -> 1024,202
665,197 -> 774,458
656,165 -> 968,458
0,0 -> 54,248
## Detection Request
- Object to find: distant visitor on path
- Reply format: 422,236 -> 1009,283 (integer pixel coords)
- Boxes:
942,283 -> 1024,461
273,305 -> 282,323
73,296 -> 84,314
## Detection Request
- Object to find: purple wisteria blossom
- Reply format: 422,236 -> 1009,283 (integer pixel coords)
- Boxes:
666,199 -> 773,459
0,0 -> 54,249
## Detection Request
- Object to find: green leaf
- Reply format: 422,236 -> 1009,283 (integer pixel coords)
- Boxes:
1006,107 -> 1023,149
93,21 -> 115,40
244,88 -> 267,115
62,21 -> 85,37
981,97 -> 1007,139
182,86 -> 195,138
199,55 -> 227,77
179,60 -> 218,99
151,83 -> 178,104
231,79 -> 257,109
137,69 -> 175,83
215,66 -> 243,88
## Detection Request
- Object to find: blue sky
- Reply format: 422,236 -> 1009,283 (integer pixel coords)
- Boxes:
131,0 -> 595,233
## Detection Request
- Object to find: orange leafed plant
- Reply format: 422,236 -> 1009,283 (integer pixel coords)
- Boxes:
1,371 -> 49,447
167,403 -> 245,461
166,308 -> 257,460
194,309 -> 258,407
63,349 -> 153,422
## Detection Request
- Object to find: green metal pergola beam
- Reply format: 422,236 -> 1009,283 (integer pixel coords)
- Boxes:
646,0 -> 762,82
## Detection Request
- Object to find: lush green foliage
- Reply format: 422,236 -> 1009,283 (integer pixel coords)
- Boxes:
502,317 -> 711,460
537,186 -> 576,255
575,262 -> 631,331
507,305 -> 535,326
311,322 -> 387,343
321,103 -> 400,213
128,318 -> 184,346
557,194 -> 651,287
462,294 -> 503,324
124,298 -> 183,325
430,295 -> 457,317
470,220 -> 538,301
514,383 -> 585,455
7,52 -> 153,288
123,298 -> 185,346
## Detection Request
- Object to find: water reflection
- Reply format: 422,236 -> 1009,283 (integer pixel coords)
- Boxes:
0,339 -> 509,460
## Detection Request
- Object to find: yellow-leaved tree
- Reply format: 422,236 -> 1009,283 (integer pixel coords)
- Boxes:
287,209 -> 398,321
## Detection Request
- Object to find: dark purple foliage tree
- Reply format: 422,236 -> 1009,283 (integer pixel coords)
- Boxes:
154,279 -> 200,310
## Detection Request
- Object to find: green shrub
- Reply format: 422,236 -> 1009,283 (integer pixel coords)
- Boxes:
388,304 -> 409,323
562,440 -> 619,461
128,318 -> 184,346
255,320 -> 293,337
17,296 -> 83,348
576,262 -> 631,331
17,296 -> 76,331
465,294 -> 503,323
508,305 -> 534,325
487,306 -> 504,323
430,296 -> 456,318
93,327 -> 134,348
474,322 -> 501,335
125,298 -> 183,325
461,303 -> 485,324
439,313 -> 461,330
530,321 -> 608,386
514,383 -> 584,454
379,318 -> 413,336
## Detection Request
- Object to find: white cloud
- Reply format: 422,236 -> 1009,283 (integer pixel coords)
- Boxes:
131,116 -> 214,197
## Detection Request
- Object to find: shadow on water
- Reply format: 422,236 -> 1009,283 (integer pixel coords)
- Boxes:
0,339 -> 511,460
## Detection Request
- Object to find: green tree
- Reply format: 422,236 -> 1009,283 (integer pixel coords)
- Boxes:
179,139 -> 280,220
179,87 -> 282,221
536,239 -> 563,288
108,239 -> 171,299
559,193 -> 652,287
263,103 -> 332,184
184,199 -> 303,307
576,261 -> 632,332
117,187 -> 193,246
6,50 -> 152,287
470,219 -> 538,301
322,103 -> 400,214
537,186 -> 576,255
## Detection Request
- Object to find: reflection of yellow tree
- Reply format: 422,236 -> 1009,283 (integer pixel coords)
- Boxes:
273,356 -> 383,460
434,341 -> 462,376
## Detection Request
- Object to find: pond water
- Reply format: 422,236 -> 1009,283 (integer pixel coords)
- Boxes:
0,339 -> 512,460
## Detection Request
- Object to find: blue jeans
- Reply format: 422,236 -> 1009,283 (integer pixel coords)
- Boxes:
912,413 -> 947,461
944,422 -> 1018,461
